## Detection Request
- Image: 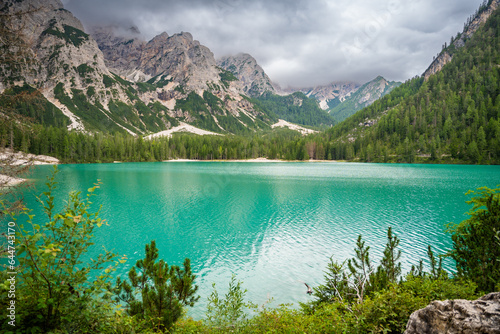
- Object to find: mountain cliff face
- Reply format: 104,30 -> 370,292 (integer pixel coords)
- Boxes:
329,76 -> 401,122
423,0 -> 500,79
89,25 -> 145,81
90,25 -> 274,134
217,53 -> 276,97
0,1 -> 275,136
0,0 -> 109,91
0,0 -> 126,132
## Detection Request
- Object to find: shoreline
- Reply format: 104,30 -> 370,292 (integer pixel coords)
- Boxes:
0,150 -> 60,187
164,157 -> 339,163
4,150 -> 493,166
62,159 -> 492,166
0,174 -> 27,187
0,150 -> 60,166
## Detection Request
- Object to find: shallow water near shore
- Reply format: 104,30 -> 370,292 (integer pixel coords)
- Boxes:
20,162 -> 500,318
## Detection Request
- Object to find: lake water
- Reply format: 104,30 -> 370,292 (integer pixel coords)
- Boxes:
20,162 -> 500,317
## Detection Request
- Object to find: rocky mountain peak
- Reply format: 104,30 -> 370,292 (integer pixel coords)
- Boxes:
1,0 -> 112,94
150,31 -> 170,43
328,76 -> 401,122
217,52 -> 275,97
135,31 -> 217,89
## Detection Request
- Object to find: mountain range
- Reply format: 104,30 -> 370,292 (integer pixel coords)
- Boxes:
0,0 -> 400,137
1,0 -> 499,165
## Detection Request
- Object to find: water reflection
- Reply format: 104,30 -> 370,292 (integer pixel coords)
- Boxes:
22,162 -> 500,318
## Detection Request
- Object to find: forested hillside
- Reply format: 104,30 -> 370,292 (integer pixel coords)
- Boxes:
251,92 -> 336,128
323,6 -> 500,163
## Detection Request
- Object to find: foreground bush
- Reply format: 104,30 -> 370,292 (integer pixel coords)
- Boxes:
0,168 -> 199,333
1,168 -> 123,333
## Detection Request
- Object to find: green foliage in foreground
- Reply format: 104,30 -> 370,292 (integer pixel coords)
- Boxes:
447,186 -> 500,292
112,240 -> 199,332
174,187 -> 497,333
0,168 -> 123,332
205,274 -> 256,331
1,169 -> 497,333
0,168 -> 198,333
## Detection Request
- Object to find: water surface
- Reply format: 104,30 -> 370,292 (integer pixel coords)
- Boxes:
21,162 -> 500,317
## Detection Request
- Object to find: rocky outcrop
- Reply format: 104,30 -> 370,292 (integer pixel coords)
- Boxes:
404,292 -> 500,334
463,0 -> 500,39
423,52 -> 453,80
217,53 -> 275,97
423,0 -> 500,80
1,0 -> 112,93
89,25 -> 146,81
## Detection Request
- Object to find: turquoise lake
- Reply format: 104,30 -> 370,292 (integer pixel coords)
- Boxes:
19,162 -> 500,317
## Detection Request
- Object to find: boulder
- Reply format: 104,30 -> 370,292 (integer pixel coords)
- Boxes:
404,292 -> 500,334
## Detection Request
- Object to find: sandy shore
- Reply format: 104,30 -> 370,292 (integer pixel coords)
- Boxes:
166,157 -> 283,162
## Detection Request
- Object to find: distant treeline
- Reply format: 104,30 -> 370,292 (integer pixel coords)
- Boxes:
2,120 -> 498,164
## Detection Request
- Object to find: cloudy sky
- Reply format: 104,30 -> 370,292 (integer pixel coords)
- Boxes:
63,0 -> 485,87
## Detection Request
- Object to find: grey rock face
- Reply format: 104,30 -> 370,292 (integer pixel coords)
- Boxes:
355,76 -> 398,105
217,53 -> 275,97
404,292 -> 500,334
89,25 -> 145,80
1,0 -> 113,95
288,82 -> 360,110
92,27 -> 222,92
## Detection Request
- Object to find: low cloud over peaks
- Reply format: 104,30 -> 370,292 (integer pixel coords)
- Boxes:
65,0 -> 485,87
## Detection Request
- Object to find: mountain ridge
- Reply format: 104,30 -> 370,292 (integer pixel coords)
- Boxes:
423,0 -> 500,79
322,1 -> 500,164
329,76 -> 401,122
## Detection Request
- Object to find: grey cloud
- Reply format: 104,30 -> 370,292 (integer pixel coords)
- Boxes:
65,0 -> 485,87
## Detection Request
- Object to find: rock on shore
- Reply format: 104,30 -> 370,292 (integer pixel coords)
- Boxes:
404,292 -> 500,334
